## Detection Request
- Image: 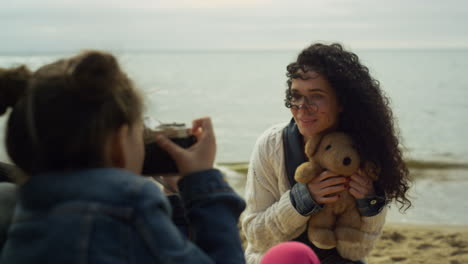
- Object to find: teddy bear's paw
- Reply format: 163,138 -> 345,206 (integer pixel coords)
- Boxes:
335,226 -> 365,243
308,228 -> 336,249
294,174 -> 311,184
294,163 -> 317,184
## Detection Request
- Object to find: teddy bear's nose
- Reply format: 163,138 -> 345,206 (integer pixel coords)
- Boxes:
343,157 -> 352,166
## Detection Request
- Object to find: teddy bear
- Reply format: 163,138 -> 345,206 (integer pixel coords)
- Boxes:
294,132 -> 378,255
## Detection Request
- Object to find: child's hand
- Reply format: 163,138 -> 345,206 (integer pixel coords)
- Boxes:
154,117 -> 216,176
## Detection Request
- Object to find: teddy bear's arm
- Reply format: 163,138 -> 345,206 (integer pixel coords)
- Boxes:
305,134 -> 324,158
294,161 -> 323,184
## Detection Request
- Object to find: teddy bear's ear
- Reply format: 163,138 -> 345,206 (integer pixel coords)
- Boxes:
305,133 -> 324,158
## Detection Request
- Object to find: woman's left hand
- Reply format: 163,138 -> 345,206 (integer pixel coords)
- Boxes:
348,169 -> 375,199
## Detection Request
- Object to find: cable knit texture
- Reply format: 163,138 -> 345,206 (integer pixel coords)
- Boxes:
241,123 -> 387,264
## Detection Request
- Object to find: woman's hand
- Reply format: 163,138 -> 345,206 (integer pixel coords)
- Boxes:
154,117 -> 216,177
348,169 -> 376,199
306,170 -> 347,204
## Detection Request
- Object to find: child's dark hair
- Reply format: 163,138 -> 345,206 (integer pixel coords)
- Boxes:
0,51 -> 143,175
286,43 -> 411,210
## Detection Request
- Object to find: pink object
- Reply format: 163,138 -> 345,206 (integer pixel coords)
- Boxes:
260,241 -> 321,264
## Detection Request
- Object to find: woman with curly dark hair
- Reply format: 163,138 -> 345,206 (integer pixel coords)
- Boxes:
242,43 -> 411,264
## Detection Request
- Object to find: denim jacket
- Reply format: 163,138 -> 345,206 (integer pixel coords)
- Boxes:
0,183 -> 16,249
0,168 -> 246,264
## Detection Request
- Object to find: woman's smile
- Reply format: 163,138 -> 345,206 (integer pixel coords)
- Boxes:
298,117 -> 318,126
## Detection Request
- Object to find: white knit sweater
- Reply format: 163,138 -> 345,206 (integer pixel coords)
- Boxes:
241,123 -> 387,264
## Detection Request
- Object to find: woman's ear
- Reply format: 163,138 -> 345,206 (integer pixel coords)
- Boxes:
106,124 -> 130,168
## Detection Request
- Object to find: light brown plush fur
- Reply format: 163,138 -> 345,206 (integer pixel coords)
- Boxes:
294,132 -> 378,253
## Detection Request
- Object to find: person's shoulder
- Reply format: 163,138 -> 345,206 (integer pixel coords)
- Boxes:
107,170 -> 165,201
0,182 -> 17,229
264,122 -> 289,135
26,169 -> 162,206
0,182 -> 17,194
95,169 -> 169,212
0,182 -> 17,206
256,122 -> 288,146
252,122 -> 288,158
0,182 -> 17,210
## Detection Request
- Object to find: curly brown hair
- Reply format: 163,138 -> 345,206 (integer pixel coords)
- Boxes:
285,43 -> 411,211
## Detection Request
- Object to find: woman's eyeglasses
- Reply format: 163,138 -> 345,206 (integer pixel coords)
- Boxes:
285,94 -> 319,112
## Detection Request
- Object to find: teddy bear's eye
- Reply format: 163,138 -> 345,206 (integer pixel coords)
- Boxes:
325,144 -> 332,151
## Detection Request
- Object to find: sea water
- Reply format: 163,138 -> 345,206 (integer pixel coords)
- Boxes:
1,49 -> 467,224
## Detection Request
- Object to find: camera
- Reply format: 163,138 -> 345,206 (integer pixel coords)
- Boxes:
141,122 -> 196,175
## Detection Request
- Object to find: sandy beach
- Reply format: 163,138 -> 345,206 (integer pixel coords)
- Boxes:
237,222 -> 468,264
237,218 -> 468,264
369,224 -> 468,264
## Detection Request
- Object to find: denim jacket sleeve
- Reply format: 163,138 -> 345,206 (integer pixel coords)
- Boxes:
356,194 -> 387,217
135,169 -> 246,264
289,182 -> 322,216
166,194 -> 190,237
355,184 -> 387,217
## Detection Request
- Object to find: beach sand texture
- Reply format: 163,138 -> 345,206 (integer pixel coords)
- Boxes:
237,222 -> 468,264
369,224 -> 468,264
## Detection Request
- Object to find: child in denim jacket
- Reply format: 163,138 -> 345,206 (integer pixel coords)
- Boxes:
0,51 -> 245,264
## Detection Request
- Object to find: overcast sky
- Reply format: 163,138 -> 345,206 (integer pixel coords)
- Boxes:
1,0 -> 468,53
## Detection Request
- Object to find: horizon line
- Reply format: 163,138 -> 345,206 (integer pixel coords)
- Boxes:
2,47 -> 468,56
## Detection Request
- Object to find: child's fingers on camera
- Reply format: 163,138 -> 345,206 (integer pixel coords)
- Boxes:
192,117 -> 211,132
192,117 -> 215,142
155,135 -> 184,157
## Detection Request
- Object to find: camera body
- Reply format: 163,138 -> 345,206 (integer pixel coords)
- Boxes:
141,123 -> 196,175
